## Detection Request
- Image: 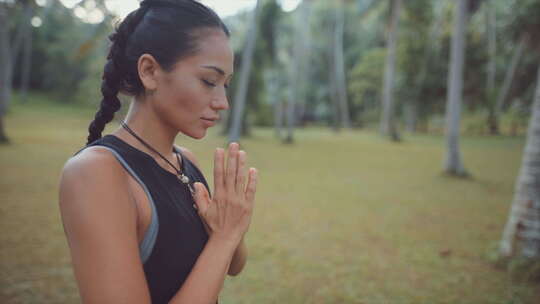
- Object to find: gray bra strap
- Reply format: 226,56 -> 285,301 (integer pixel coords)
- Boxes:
79,146 -> 159,264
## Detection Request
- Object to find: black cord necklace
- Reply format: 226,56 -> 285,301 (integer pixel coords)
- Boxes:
120,121 -> 195,197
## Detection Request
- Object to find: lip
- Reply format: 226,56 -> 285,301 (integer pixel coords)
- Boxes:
201,118 -> 216,127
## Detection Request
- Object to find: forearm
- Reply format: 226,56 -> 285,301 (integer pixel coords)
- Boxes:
228,237 -> 247,276
169,236 -> 239,304
200,225 -> 247,276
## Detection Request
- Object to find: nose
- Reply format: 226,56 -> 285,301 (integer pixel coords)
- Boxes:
211,89 -> 229,111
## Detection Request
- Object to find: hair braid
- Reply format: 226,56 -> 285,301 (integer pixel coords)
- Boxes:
86,7 -> 150,145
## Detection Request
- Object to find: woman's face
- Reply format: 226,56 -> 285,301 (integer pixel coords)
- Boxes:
150,29 -> 234,139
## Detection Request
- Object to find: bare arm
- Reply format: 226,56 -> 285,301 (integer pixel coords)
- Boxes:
59,149 -> 151,303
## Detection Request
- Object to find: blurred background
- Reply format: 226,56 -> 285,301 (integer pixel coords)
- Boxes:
1,0 -> 540,303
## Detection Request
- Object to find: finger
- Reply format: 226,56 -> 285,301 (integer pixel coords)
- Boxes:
236,150 -> 247,194
245,168 -> 258,204
213,148 -> 225,196
193,182 -> 210,213
226,142 -> 238,193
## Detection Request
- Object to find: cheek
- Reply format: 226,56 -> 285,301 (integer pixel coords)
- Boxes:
162,78 -> 207,117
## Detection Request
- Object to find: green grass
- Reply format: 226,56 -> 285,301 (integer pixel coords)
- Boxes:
0,98 -> 538,303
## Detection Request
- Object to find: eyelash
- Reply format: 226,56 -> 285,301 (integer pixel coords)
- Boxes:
202,79 -> 229,89
202,79 -> 216,87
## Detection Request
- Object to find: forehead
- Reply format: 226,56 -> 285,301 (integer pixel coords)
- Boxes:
180,29 -> 234,75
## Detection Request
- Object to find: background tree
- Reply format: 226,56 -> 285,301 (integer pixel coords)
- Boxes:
498,0 -> 540,260
444,0 -> 470,176
332,0 -> 351,131
285,0 -> 312,143
228,0 -> 263,143
484,0 -> 497,134
0,0 -> 35,143
380,0 -> 402,141
499,63 -> 540,259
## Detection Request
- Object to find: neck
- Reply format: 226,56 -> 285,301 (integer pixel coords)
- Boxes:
113,98 -> 177,158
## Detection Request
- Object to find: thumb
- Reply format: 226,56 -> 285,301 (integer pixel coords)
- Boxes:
193,182 -> 210,212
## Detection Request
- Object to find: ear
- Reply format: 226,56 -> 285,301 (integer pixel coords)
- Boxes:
137,54 -> 161,91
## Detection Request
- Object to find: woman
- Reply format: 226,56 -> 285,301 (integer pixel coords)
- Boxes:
58,0 -> 258,303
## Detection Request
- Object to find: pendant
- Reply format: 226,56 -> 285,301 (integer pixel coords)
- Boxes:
179,173 -> 196,205
178,174 -> 190,184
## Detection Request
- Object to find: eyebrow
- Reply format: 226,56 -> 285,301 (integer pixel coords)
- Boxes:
201,65 -> 232,78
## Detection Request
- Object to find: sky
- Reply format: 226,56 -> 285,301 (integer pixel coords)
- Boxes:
56,0 -> 301,24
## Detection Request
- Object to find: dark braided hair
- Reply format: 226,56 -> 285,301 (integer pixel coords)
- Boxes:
86,0 -> 230,145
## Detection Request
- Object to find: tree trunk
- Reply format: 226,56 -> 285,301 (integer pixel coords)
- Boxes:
0,115 -> 7,144
444,0 -> 469,176
494,34 -> 527,117
380,0 -> 402,141
12,1 -> 32,56
285,0 -> 310,143
285,12 -> 300,144
0,4 -> 11,143
485,2 -> 498,135
220,108 -> 229,136
485,4 -> 496,95
328,55 -> 341,132
499,64 -> 540,258
21,19 -> 33,103
404,102 -> 418,133
228,0 -> 262,144
297,101 -> 306,127
6,0 -> 33,108
266,69 -> 283,138
274,100 -> 284,138
298,1 -> 311,129
334,1 -> 351,129
489,33 -> 527,136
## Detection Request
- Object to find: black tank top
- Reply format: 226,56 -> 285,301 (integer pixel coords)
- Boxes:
82,134 -> 213,303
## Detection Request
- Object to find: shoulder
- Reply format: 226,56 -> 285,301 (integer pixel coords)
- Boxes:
61,146 -> 127,185
59,146 -> 135,218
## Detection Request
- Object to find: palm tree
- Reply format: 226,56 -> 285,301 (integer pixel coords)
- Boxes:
444,0 -> 469,176
20,2 -> 35,103
285,0 -> 311,143
228,0 -> 262,143
499,64 -> 540,258
495,32 -> 528,119
333,0 -> 350,130
380,0 -> 402,141
485,1 -> 497,134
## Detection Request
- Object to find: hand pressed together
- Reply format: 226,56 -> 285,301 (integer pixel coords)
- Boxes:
192,142 -> 258,243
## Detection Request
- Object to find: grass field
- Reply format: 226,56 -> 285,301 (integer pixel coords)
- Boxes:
1,98 -> 538,303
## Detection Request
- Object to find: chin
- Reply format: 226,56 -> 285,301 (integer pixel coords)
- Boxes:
183,129 -> 207,140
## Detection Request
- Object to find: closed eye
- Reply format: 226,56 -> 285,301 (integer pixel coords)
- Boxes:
202,79 -> 216,87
